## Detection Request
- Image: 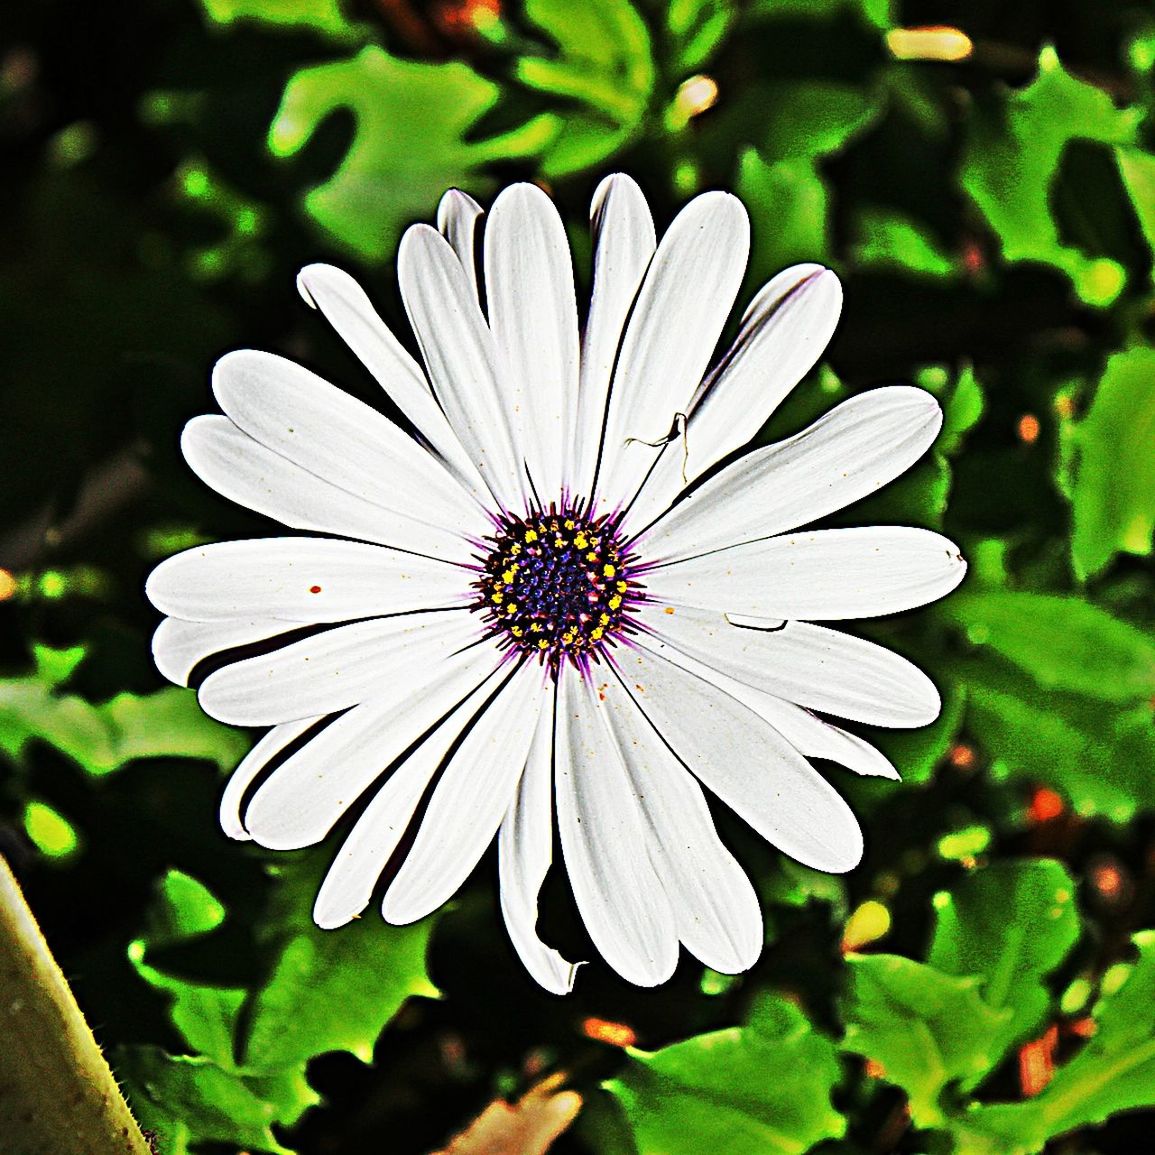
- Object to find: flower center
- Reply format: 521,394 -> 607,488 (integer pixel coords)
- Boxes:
473,505 -> 642,672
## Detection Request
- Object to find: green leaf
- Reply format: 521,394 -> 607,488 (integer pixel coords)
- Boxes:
32,643 -> 87,686
928,860 -> 1080,1075
736,81 -> 880,278
269,44 -> 557,259
841,954 -> 1012,1126
125,872 -> 325,1150
0,648 -> 244,776
938,366 -> 986,457
1117,146 -> 1155,262
129,871 -> 245,1066
516,0 -> 654,178
852,208 -> 957,278
117,1048 -> 298,1155
759,81 -> 879,163
143,869 -> 228,945
961,46 -> 1140,306
665,0 -> 736,73
607,994 -> 846,1154
941,590 -> 1155,704
99,687 -> 249,775
954,931 -> 1155,1155
747,0 -> 891,29
868,679 -> 966,786
762,857 -> 849,920
22,799 -> 79,858
0,661 -> 116,769
241,852 -> 439,1069
198,0 -> 360,37
1061,344 -> 1155,579
854,455 -> 951,527
738,148 -> 829,273
955,658 -> 1155,823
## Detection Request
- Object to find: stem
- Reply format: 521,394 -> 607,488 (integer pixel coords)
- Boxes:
0,854 -> 153,1155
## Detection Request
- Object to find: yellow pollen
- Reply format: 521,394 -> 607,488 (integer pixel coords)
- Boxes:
474,506 -> 636,670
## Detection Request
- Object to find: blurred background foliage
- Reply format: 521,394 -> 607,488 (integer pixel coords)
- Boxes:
3,0 -> 1155,1151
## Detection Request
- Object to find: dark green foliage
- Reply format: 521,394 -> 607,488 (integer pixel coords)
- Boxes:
3,0 -> 1155,1152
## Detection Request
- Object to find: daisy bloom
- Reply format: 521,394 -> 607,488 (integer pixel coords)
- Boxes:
146,175 -> 965,993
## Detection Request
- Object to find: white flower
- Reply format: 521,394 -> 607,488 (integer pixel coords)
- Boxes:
146,175 -> 965,993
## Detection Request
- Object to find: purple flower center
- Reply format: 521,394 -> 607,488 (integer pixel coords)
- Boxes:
473,505 -> 642,672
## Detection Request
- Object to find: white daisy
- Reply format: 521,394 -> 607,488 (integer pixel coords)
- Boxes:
146,175 -> 965,993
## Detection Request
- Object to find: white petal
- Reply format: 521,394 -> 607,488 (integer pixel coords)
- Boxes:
198,608 -> 484,725
146,537 -> 468,623
703,672 -> 901,781
599,681 -> 763,973
554,667 -> 678,987
595,192 -> 750,511
398,223 -> 528,510
212,349 -> 485,541
617,640 -> 864,872
436,188 -> 483,300
313,666 -> 504,928
627,265 -> 842,527
152,616 -> 291,687
220,716 -> 322,840
644,605 -> 941,727
243,637 -> 502,849
636,386 -> 943,559
296,263 -> 486,498
784,714 -> 900,780
182,416 -> 469,561
643,637 -> 901,779
383,662 -> 546,924
572,175 -> 656,499
498,690 -> 582,995
484,184 -> 579,502
646,526 -> 967,620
